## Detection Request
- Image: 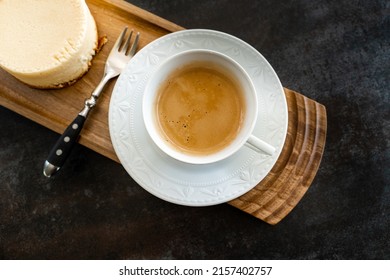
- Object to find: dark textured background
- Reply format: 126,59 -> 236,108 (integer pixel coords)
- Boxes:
0,0 -> 389,259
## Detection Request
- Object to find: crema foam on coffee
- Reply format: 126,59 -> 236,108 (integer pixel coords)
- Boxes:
155,61 -> 246,156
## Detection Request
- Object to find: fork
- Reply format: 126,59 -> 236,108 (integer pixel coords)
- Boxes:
43,27 -> 140,177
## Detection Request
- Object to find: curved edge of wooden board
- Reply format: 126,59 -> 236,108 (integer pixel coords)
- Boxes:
101,0 -> 185,33
228,88 -> 327,225
0,0 -> 327,224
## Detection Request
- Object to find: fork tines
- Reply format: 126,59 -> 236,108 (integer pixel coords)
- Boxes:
117,27 -> 140,56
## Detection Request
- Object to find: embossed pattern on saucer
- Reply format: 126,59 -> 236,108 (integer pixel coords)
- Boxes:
109,29 -> 288,206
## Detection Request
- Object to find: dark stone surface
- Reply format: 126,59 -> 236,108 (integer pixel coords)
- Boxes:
0,0 -> 388,259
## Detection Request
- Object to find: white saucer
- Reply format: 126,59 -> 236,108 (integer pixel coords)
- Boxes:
108,29 -> 288,206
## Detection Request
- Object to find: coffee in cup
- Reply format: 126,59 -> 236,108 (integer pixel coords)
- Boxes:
156,60 -> 245,156
143,49 -> 275,164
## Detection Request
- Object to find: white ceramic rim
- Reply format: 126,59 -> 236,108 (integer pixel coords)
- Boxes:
108,29 -> 288,206
142,49 -> 258,164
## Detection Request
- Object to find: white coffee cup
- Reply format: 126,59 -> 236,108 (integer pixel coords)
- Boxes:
143,49 -> 275,164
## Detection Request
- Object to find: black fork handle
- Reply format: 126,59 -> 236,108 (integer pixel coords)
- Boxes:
43,114 -> 86,177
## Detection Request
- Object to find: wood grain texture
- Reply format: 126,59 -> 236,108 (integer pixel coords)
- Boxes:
0,0 -> 184,162
0,0 -> 327,225
229,89 -> 327,224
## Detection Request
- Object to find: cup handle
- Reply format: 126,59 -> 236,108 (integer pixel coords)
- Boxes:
246,135 -> 276,155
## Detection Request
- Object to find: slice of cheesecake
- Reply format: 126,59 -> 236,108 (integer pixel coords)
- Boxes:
0,0 -> 98,89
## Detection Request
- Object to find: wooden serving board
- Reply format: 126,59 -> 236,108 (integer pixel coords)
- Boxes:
229,89 -> 327,224
0,0 -> 183,162
0,0 -> 326,225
